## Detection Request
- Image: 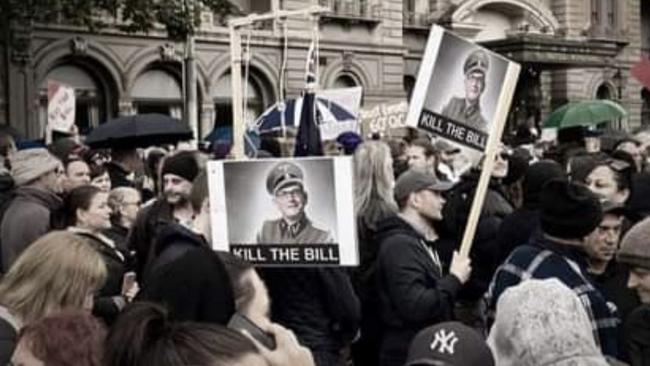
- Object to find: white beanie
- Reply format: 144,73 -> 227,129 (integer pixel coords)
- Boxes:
488,279 -> 609,366
10,148 -> 61,186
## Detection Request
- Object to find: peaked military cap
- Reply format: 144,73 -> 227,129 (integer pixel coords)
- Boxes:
266,161 -> 304,195
463,49 -> 489,76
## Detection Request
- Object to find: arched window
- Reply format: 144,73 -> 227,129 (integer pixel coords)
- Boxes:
132,69 -> 183,119
333,74 -> 358,89
213,72 -> 265,129
39,64 -> 106,134
596,84 -> 614,100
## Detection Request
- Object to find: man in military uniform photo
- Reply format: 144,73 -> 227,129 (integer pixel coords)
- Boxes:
256,161 -> 334,244
441,49 -> 490,132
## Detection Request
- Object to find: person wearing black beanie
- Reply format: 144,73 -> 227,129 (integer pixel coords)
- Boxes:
127,150 -> 202,282
488,180 -> 621,359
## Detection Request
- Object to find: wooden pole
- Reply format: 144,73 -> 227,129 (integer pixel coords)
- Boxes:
459,63 -> 521,257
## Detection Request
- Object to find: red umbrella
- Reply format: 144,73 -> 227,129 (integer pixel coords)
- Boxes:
631,54 -> 650,91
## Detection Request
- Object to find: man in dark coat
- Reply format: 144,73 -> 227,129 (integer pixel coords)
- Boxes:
1,148 -> 64,270
376,169 -> 471,366
488,179 -> 620,359
127,151 -> 200,281
617,217 -> 650,365
136,170 -> 235,325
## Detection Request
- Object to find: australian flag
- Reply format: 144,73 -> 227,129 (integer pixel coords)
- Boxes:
294,40 -> 323,157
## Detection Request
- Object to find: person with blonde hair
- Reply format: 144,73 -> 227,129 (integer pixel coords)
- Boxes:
352,140 -> 399,366
0,230 -> 107,364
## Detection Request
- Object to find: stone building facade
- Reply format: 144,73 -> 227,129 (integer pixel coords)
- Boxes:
0,0 -> 648,139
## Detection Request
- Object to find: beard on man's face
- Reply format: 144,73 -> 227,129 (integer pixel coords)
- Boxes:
165,190 -> 189,205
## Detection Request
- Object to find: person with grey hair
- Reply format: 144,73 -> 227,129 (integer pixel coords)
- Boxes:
104,186 -> 141,252
441,50 -> 490,131
0,148 -> 65,270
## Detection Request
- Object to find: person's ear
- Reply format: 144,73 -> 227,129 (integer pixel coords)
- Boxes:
302,191 -> 309,206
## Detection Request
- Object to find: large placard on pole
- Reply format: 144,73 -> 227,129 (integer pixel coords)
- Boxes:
208,156 -> 358,266
406,25 -> 521,256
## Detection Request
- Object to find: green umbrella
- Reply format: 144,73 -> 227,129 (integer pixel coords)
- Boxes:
544,100 -> 628,129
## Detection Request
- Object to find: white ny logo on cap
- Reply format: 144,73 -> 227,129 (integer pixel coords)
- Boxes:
430,329 -> 458,354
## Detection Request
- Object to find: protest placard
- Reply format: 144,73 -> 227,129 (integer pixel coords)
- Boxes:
47,81 -> 76,134
360,101 -> 408,137
406,25 -> 521,256
208,156 -> 357,266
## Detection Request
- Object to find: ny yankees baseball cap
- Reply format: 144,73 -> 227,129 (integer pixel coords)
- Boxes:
405,322 -> 494,366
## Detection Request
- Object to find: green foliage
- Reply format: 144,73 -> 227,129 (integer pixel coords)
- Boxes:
0,0 -> 235,39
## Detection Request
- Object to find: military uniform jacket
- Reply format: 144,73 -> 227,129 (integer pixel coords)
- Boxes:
441,97 -> 487,132
256,216 -> 333,244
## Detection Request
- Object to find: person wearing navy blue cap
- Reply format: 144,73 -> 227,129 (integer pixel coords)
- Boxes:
256,161 -> 333,244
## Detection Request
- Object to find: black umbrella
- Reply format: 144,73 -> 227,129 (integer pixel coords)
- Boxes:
85,114 -> 193,148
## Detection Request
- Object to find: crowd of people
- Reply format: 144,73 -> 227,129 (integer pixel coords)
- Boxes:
0,122 -> 647,366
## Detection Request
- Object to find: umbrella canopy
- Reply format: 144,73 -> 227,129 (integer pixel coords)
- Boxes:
250,96 -> 356,135
85,114 -> 193,148
544,100 -> 628,129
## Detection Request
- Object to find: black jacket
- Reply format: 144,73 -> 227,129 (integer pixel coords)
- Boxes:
376,215 -> 461,366
493,208 -> 541,267
260,266 -> 360,357
624,305 -> 650,366
71,229 -> 131,325
106,161 -> 134,189
136,223 -> 235,325
103,220 -> 129,253
440,174 -> 513,301
127,198 -> 174,281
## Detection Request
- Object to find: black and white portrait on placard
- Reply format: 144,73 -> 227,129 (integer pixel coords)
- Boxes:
207,157 -> 358,266
427,31 -> 509,134
406,25 -> 519,165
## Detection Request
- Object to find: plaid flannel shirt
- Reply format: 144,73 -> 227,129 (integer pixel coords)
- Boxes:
486,236 -> 620,358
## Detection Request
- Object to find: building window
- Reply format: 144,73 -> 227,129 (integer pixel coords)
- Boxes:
213,72 -> 264,129
596,84 -> 614,100
132,69 -> 183,120
38,64 -> 106,135
590,0 -> 617,38
332,74 -> 358,89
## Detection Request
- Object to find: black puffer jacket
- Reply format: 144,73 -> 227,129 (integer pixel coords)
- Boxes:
624,305 -> 650,366
440,173 -> 513,301
375,215 -> 461,366
259,266 -> 360,361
